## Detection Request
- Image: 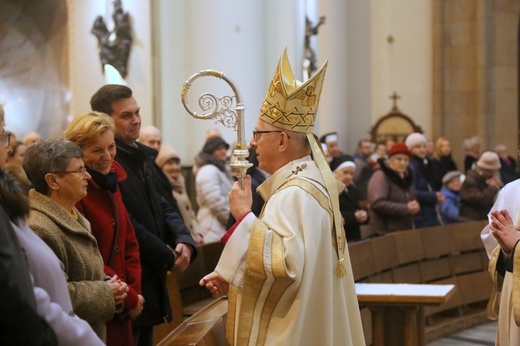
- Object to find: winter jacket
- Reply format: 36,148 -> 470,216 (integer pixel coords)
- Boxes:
368,159 -> 416,234
76,161 -> 141,346
409,155 -> 442,228
114,140 -> 196,327
195,152 -> 234,242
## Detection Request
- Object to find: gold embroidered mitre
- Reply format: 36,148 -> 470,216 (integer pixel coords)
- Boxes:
259,48 -> 328,134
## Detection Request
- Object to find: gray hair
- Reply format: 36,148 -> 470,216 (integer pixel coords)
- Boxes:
23,139 -> 83,195
287,130 -> 310,151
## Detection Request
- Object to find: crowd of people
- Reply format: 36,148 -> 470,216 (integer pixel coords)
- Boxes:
0,85 -> 197,346
317,131 -> 515,238
1,48 -> 367,345
1,58 -> 519,345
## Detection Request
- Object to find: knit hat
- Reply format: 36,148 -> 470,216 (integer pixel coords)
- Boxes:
405,132 -> 427,150
330,154 -> 355,173
442,170 -> 463,185
156,144 -> 180,167
202,136 -> 229,155
476,151 -> 501,170
388,142 -> 412,158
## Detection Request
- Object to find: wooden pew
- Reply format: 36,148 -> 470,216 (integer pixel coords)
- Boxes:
352,220 -> 492,344
153,272 -> 184,345
153,242 -> 224,345
369,234 -> 398,283
391,230 -> 425,283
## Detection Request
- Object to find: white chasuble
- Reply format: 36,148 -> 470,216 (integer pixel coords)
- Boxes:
215,156 -> 365,346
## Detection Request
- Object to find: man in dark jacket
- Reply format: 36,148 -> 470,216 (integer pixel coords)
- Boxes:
91,85 -> 196,346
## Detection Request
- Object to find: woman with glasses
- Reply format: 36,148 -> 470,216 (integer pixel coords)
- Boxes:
194,136 -> 234,243
65,112 -> 144,346
23,138 -> 128,342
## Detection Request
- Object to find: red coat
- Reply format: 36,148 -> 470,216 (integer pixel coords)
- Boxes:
76,161 -> 141,346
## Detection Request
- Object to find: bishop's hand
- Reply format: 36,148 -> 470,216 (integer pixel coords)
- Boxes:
200,271 -> 229,298
229,174 -> 252,220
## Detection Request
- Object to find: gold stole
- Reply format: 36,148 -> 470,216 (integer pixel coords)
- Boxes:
226,178 -> 333,345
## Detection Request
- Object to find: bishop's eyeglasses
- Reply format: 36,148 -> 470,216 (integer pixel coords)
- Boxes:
252,130 -> 291,141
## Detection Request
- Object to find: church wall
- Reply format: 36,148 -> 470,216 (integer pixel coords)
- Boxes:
371,0 -> 434,141
434,0 -> 519,169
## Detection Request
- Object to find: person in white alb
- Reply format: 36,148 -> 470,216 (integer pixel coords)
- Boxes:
199,49 -> 365,346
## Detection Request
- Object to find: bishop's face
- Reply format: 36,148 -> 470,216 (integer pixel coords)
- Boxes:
250,120 -> 282,175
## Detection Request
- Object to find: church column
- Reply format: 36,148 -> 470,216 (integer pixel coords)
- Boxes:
155,0 -> 265,164
317,0 -> 351,152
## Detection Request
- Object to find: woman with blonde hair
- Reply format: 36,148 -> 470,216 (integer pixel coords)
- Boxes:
432,136 -> 458,191
64,112 -> 143,346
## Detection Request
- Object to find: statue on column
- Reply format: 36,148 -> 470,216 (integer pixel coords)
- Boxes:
303,15 -> 326,81
91,0 -> 133,80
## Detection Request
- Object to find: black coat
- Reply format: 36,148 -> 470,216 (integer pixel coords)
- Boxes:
115,140 -> 196,327
409,155 -> 442,228
499,156 -> 519,185
431,155 -> 458,191
338,184 -> 365,242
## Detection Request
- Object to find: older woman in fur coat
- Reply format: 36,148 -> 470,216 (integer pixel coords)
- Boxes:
24,139 -> 127,342
367,143 -> 420,235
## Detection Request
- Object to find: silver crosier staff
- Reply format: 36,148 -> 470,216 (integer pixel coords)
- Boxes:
181,69 -> 253,188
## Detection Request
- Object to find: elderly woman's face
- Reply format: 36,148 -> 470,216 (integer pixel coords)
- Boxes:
54,157 -> 90,202
388,154 -> 410,175
212,144 -> 228,161
82,130 -> 116,175
334,166 -> 355,187
162,157 -> 181,181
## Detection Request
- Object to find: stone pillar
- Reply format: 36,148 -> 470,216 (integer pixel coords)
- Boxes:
318,0 -> 350,151
154,0 -> 265,164
433,0 -> 520,168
